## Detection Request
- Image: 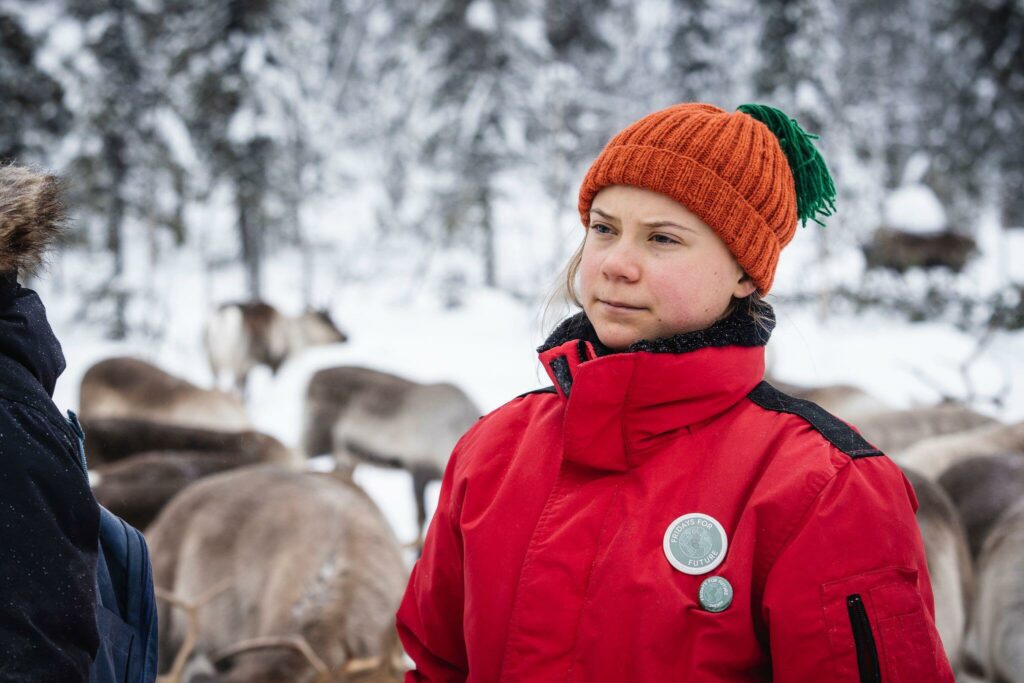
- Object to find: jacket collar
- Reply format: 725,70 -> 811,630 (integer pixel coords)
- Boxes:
0,271 -> 66,398
537,302 -> 773,472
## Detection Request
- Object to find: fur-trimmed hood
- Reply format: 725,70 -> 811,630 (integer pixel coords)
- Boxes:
0,166 -> 66,277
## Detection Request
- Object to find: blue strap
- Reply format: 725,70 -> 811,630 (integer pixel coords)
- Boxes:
76,407 -> 158,683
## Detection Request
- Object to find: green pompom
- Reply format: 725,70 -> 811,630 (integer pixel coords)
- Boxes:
737,103 -> 836,227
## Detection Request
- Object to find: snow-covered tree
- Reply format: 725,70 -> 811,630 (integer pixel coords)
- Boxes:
57,0 -> 175,338
0,10 -> 69,164
406,0 -> 547,288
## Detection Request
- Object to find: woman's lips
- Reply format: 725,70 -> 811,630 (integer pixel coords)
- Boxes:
599,299 -> 644,311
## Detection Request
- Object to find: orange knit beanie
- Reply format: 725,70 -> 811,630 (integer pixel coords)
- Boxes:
577,103 -> 835,294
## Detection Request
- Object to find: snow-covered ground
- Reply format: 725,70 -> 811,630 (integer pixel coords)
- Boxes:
34,211 -> 1024,550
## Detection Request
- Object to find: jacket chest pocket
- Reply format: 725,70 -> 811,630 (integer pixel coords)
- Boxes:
822,567 -> 947,683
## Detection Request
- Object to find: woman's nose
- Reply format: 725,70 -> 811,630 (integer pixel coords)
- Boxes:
600,240 -> 641,282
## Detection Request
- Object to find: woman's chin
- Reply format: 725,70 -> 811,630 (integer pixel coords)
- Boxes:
592,321 -> 643,351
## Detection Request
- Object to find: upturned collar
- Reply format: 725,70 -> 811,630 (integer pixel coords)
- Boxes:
538,299 -> 774,356
535,302 -> 773,472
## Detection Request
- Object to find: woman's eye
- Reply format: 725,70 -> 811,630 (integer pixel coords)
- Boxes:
651,233 -> 680,245
591,223 -> 614,234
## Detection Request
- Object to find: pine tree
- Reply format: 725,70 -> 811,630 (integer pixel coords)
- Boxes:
753,0 -> 840,133
926,0 -> 1024,228
59,0 -> 173,338
408,0 -> 546,288
0,11 -> 69,164
667,0 -> 759,106
154,0 -> 283,300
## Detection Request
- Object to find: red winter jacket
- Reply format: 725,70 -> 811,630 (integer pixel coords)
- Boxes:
397,309 -> 954,682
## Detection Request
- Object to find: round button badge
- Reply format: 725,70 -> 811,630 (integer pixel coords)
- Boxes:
662,512 -> 728,575
698,576 -> 734,612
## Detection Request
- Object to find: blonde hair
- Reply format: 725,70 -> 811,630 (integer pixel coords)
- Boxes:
542,236 -> 773,340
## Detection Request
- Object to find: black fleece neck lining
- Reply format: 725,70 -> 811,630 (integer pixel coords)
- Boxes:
538,299 -> 775,356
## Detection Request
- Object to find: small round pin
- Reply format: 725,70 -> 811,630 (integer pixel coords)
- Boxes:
698,576 -> 733,613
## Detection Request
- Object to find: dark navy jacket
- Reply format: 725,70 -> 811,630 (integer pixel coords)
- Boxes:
0,271 -> 101,681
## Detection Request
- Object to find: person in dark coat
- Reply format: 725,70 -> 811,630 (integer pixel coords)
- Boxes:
0,167 -> 100,680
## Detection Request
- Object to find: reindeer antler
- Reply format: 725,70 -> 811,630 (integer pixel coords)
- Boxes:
154,578 -> 233,683
212,635 -> 331,680
958,327 -> 1012,409
342,657 -> 384,675
212,633 -> 394,682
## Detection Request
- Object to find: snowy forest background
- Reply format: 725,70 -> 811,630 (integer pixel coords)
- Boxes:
3,0 -> 1024,448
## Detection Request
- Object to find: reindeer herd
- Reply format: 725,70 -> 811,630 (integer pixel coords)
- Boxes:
76,301 -> 1024,682
80,301 -> 478,682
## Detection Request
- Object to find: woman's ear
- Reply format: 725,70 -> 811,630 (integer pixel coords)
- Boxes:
732,273 -> 756,299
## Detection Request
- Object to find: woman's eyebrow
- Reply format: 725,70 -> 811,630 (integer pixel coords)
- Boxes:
645,220 -> 697,232
591,207 -> 697,233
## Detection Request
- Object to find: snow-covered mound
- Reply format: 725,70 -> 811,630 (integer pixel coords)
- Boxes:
883,184 -> 947,235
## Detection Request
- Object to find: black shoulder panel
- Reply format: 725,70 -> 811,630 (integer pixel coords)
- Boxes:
747,381 -> 883,459
516,385 -> 558,400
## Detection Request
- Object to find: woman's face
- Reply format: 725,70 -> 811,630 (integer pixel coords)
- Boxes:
579,185 -> 755,351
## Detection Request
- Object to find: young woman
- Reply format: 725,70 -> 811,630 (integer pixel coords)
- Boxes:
396,103 -> 954,682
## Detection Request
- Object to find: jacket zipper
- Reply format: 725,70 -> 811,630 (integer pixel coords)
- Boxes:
846,594 -> 881,683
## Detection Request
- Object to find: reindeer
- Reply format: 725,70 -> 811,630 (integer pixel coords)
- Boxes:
147,465 -> 407,682
851,404 -> 997,454
768,378 -> 996,454
80,357 -> 250,431
92,449 -> 275,531
938,453 -> 1024,559
765,378 -> 891,422
303,366 -> 479,544
894,420 -> 1024,480
79,416 -> 292,467
964,497 -> 1024,683
205,301 -> 348,397
862,227 -> 977,274
902,467 -> 973,673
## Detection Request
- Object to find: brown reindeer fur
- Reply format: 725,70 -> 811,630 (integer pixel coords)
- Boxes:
80,356 -> 250,431
903,468 -> 973,671
939,453 -> 1024,559
303,365 -> 479,541
766,378 -> 891,422
967,497 -> 1024,683
863,227 -> 976,274
853,404 -> 997,454
80,416 -> 291,467
91,450 -> 267,531
206,301 -> 347,395
236,302 -> 285,370
895,420 -> 1024,480
302,367 -> 413,459
147,466 -> 407,683
0,166 -> 65,277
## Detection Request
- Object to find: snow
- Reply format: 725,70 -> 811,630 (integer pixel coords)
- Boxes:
883,184 -> 948,235
901,151 -> 930,185
465,0 -> 497,33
